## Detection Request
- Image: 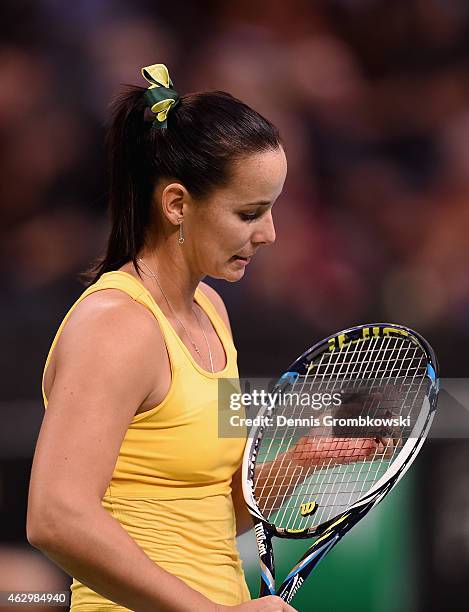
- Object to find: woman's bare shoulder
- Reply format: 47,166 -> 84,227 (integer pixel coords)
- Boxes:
61,288 -> 160,344
50,288 -> 166,386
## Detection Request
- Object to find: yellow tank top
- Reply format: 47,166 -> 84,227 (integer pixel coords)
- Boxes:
42,271 -> 250,610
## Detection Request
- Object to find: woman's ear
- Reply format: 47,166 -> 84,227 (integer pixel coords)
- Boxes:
160,182 -> 188,225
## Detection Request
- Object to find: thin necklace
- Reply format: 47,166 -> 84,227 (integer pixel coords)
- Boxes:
137,258 -> 214,373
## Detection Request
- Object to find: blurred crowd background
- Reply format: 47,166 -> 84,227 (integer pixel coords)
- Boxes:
1,1 -> 469,610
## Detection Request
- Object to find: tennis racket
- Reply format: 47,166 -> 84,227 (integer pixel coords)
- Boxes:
242,323 -> 439,605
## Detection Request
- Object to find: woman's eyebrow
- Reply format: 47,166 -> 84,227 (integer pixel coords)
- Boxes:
242,200 -> 271,206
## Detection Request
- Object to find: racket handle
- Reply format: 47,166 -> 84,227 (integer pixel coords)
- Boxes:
253,520 -> 276,597
277,508 -> 368,602
277,530 -> 340,602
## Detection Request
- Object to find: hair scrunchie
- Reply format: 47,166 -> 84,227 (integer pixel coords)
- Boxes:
141,64 -> 180,128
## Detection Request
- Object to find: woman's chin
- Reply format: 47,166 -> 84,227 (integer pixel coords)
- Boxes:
210,264 -> 246,282
227,269 -> 245,282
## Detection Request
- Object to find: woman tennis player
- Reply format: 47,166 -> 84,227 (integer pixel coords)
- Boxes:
26,64 -> 294,611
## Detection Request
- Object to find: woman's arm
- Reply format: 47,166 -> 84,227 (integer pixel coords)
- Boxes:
27,293 -> 219,612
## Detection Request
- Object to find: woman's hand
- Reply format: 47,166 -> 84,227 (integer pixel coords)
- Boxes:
289,433 -> 394,467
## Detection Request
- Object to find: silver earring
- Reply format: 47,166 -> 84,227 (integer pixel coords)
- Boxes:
178,217 -> 184,244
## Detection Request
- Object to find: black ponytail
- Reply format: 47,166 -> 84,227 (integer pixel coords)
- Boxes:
84,85 -> 282,285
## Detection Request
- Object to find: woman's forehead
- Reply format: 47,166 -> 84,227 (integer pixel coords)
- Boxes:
223,149 -> 287,202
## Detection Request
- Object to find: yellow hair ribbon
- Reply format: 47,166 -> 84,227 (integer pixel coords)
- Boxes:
141,63 -> 179,128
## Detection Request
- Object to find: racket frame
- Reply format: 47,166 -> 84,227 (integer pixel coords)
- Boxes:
242,323 -> 439,603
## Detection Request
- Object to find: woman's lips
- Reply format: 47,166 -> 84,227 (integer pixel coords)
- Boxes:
231,255 -> 251,266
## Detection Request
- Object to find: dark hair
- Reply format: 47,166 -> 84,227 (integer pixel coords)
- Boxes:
84,85 -> 283,285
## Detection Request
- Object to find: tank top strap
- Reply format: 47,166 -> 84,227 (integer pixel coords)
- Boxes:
194,286 -> 236,356
97,273 -> 238,372
95,271 -> 187,370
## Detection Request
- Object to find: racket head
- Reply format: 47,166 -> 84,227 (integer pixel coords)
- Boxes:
242,323 -> 439,540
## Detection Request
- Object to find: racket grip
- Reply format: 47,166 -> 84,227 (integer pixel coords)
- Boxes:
253,520 -> 276,597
